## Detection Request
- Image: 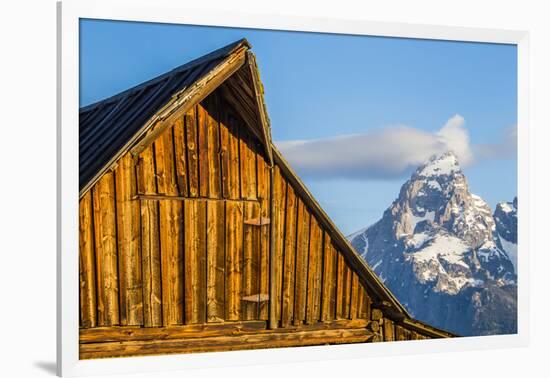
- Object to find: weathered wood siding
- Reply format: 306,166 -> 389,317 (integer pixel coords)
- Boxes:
79,88 -> 445,359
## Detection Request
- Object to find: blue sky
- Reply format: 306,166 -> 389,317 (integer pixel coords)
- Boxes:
80,19 -> 517,234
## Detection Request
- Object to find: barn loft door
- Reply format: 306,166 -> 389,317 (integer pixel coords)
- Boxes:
139,197 -> 268,327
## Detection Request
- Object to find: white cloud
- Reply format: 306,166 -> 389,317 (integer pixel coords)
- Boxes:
275,115 -> 514,180
437,114 -> 473,165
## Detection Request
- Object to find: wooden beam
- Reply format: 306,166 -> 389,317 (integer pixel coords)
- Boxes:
243,294 -> 269,303
80,321 -> 267,344
133,194 -> 260,203
80,327 -> 375,359
246,51 -> 273,166
400,318 -> 457,339
80,318 -> 370,344
244,217 -> 271,226
219,84 -> 263,144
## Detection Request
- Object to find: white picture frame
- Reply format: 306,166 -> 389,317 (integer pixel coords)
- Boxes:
57,1 -> 529,376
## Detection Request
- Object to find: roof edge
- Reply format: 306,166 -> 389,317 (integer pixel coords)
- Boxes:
401,318 -> 458,338
246,51 -> 273,166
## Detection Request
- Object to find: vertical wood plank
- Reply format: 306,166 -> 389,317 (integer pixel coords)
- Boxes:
243,201 -> 261,320
207,200 -> 225,322
154,126 -> 179,196
238,126 -> 249,200
172,116 -> 188,196
205,99 -> 221,198
270,167 -> 286,327
395,325 -> 409,341
312,220 -> 324,323
328,240 -> 338,320
305,217 -> 323,324
335,252 -> 345,319
79,191 -> 97,328
321,234 -> 337,321
384,318 -> 395,341
137,145 -> 157,195
197,104 -> 210,197
349,273 -> 359,320
281,185 -> 297,328
366,290 -> 372,321
225,201 -> 244,320
341,263 -> 351,319
92,172 -> 119,326
358,284 -> 371,320
293,200 -> 310,325
227,112 -> 240,199
159,200 -> 185,325
219,105 -> 230,199
305,216 -> 317,325
239,129 -> 257,200
186,107 -> 199,197
115,154 -> 143,326
140,200 -> 162,327
356,281 -> 364,320
257,155 -> 271,320
184,200 -> 207,324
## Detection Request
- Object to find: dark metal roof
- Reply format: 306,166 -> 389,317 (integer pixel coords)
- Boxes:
79,39 -> 251,191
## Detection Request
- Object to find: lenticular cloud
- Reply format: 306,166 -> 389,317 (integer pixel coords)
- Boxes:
276,114 -> 477,180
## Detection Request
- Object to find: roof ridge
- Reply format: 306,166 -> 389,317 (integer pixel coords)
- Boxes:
80,38 -> 251,113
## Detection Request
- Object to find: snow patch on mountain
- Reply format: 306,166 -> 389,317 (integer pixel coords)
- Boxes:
494,197 -> 518,271
417,153 -> 460,177
499,236 -> 518,271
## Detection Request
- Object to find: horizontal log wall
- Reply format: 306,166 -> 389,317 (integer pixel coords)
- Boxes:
80,321 -> 376,359
79,84 -> 444,358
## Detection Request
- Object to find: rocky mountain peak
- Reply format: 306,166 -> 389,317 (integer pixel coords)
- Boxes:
394,152 -> 495,252
494,197 -> 518,270
415,151 -> 461,178
348,152 -> 517,336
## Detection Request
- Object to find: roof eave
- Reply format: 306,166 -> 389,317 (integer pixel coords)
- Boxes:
246,51 -> 274,167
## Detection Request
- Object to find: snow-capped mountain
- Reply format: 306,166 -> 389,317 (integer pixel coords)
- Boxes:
349,152 -> 517,336
494,197 -> 518,271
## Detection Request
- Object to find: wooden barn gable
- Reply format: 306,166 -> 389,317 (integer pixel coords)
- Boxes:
78,39 -> 453,359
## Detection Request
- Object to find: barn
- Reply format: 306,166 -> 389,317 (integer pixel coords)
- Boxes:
78,39 -> 454,359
